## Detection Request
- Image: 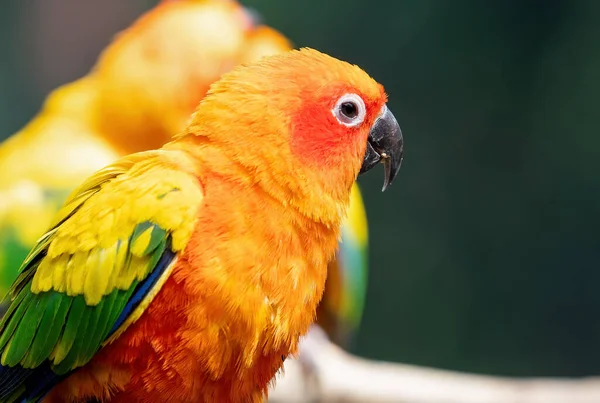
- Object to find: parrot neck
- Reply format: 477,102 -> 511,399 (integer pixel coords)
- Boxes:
166,135 -> 351,230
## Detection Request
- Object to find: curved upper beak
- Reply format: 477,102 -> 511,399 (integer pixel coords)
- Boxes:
359,105 -> 404,191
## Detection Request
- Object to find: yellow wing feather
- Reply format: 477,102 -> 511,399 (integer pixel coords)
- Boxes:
28,149 -> 203,306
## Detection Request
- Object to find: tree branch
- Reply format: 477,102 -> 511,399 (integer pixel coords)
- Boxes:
269,327 -> 600,403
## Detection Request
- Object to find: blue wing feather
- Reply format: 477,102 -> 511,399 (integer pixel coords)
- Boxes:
108,246 -> 176,336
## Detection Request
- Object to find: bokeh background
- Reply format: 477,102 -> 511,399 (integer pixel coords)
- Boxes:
2,0 -> 600,377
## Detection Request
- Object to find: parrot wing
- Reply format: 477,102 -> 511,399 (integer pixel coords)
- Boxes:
0,150 -> 203,402
317,183 -> 369,348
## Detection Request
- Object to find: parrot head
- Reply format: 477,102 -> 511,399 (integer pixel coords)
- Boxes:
92,0 -> 291,154
180,48 -> 403,221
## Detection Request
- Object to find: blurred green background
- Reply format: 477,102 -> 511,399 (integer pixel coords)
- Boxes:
2,0 -> 600,377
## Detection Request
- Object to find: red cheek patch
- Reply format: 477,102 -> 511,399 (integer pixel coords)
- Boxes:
290,101 -> 357,169
289,82 -> 385,172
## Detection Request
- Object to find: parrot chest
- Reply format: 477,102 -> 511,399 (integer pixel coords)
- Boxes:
130,188 -> 334,400
48,182 -> 339,403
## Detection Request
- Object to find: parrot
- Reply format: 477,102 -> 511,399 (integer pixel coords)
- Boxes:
0,48 -> 403,403
0,0 -> 371,348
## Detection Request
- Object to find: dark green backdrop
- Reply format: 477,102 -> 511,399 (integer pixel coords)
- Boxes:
2,0 -> 599,377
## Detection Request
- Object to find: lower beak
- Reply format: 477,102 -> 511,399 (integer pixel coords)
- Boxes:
359,105 -> 404,191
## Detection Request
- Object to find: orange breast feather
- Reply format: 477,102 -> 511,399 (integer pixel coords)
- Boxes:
45,168 -> 337,403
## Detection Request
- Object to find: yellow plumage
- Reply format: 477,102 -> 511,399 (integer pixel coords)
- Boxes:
30,150 -> 203,306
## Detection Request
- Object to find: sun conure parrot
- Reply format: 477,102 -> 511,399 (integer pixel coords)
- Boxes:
0,48 -> 403,403
0,0 -> 371,349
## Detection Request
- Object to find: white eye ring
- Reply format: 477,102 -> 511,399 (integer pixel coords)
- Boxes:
332,93 -> 367,127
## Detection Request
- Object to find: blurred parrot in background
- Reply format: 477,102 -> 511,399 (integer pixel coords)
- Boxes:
0,48 -> 403,403
0,0 -> 369,348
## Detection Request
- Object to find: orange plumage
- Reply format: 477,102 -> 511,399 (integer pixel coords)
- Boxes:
21,48 -> 392,403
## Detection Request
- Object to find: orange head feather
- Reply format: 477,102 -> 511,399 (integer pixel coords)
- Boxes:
177,48 -> 388,225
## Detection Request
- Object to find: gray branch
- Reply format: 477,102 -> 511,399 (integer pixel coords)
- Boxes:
269,327 -> 600,403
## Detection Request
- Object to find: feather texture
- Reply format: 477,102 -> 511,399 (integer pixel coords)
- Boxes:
0,150 -> 202,401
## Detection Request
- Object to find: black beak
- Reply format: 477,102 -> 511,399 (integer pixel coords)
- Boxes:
359,105 -> 404,191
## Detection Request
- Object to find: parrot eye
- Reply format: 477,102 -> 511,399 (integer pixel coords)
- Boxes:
332,93 -> 366,127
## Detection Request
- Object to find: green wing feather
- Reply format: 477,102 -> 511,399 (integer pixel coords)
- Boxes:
0,150 -> 203,378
